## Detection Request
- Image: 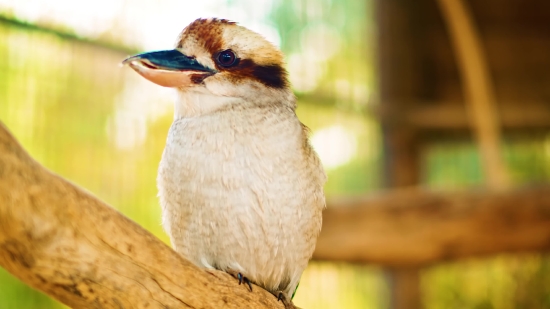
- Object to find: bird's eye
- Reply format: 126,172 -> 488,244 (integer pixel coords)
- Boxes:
216,49 -> 238,67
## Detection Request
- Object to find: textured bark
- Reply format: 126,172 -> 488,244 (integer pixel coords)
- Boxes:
315,186 -> 550,267
0,121 -> 282,308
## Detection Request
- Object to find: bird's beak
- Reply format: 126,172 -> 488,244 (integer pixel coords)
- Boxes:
122,49 -> 215,87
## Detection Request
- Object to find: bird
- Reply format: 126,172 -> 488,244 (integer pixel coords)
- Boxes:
123,18 -> 326,308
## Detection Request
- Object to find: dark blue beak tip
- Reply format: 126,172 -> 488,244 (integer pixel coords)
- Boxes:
122,49 -> 213,73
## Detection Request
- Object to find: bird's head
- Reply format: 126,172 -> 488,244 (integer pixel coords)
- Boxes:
123,18 -> 293,115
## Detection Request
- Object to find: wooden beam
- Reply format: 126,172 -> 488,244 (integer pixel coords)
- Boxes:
314,187 -> 550,267
436,0 -> 510,189
0,122 -> 283,308
379,102 -> 550,131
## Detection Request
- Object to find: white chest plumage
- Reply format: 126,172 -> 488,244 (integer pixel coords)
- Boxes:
157,104 -> 325,298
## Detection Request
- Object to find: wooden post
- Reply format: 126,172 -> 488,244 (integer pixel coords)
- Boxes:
382,131 -> 422,309
387,268 -> 421,309
377,0 -> 424,307
377,0 -> 421,309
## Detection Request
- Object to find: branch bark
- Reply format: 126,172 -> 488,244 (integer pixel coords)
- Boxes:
314,186 -> 550,267
0,121 -> 283,308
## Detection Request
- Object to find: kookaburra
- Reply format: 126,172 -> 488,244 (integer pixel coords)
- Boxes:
123,18 -> 326,308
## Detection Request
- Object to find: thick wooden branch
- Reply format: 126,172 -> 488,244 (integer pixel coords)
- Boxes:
314,187 -> 550,267
0,122 -> 283,308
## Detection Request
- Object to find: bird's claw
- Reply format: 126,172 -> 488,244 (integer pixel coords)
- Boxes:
227,269 -> 253,292
237,272 -> 253,292
275,291 -> 300,309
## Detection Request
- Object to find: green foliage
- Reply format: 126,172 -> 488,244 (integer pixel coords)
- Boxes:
0,20 -> 171,308
293,262 -> 390,309
424,140 -> 550,189
423,254 -> 550,309
0,268 -> 65,309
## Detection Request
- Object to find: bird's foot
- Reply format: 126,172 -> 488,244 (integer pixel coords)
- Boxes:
226,269 -> 253,292
275,291 -> 300,309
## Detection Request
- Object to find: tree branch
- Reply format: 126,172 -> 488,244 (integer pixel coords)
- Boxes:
314,186 -> 550,267
0,121 -> 283,308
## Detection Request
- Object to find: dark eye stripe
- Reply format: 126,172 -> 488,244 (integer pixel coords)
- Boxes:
218,58 -> 288,89
252,64 -> 287,89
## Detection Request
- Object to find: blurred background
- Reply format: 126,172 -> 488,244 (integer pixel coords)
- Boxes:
0,0 -> 549,308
